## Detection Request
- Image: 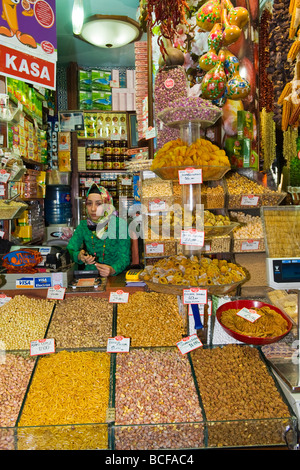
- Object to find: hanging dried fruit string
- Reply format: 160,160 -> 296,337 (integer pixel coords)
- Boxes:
145,0 -> 190,57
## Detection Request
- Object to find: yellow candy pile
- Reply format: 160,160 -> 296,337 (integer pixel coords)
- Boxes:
151,138 -> 230,169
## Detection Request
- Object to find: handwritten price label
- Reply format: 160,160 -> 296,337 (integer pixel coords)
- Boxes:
177,334 -> 203,355
241,240 -> 260,251
107,336 -> 130,353
109,290 -> 129,303
236,307 -> 261,323
47,285 -> 66,300
183,288 -> 207,305
180,229 -> 204,246
30,338 -> 55,356
145,243 -> 164,255
240,195 -> 259,206
178,168 -> 202,185
0,294 -> 11,307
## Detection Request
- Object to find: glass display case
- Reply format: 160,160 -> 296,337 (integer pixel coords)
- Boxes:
0,293 -> 298,450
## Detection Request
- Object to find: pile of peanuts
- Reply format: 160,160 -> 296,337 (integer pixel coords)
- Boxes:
117,292 -> 186,347
47,296 -> 113,348
0,353 -> 35,449
191,345 -> 291,447
114,348 -> 204,450
0,296 -> 54,350
18,350 -> 110,450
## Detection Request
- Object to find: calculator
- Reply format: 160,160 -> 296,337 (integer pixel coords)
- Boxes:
125,269 -> 143,281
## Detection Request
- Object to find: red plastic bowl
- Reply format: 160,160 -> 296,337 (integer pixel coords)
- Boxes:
216,299 -> 293,345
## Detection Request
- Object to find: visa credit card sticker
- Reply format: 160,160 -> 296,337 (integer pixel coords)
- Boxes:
16,278 -> 34,288
34,277 -> 52,288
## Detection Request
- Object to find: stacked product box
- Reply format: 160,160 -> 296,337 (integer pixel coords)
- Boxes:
8,120 -> 47,164
78,69 -> 112,110
225,110 -> 258,170
135,42 -> 148,140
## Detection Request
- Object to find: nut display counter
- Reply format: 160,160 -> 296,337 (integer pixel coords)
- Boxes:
0,289 -> 298,450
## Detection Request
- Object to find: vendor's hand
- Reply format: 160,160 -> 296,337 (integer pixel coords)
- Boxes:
78,250 -> 95,265
95,263 -> 115,277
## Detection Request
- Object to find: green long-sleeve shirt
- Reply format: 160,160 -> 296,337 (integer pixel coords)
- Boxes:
67,216 -> 131,275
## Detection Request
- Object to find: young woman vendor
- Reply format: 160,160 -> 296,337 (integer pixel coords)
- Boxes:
67,183 -> 131,277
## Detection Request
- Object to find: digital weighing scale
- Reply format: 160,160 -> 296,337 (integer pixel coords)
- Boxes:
266,258 -> 300,290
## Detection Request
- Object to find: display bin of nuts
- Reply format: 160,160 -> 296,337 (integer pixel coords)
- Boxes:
0,200 -> 28,219
190,344 -> 297,449
204,209 -> 239,238
261,205 -> 300,258
113,347 -> 205,450
16,349 -> 112,450
225,172 -> 287,209
201,180 -> 226,209
46,296 -> 114,348
0,295 -> 55,351
141,175 -> 173,198
116,292 -> 188,347
202,235 -> 231,253
0,351 -> 36,450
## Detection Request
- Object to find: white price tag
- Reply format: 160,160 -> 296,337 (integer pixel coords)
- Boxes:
0,294 -> 11,306
121,178 -> 132,186
0,170 -> 10,183
145,126 -> 156,140
180,229 -> 204,246
148,199 -> 167,212
178,168 -> 203,185
47,285 -> 66,300
240,195 -> 259,206
145,243 -> 165,255
107,336 -> 130,353
241,240 -> 260,251
110,80 -> 119,88
236,307 -> 261,323
30,338 -> 55,356
183,288 -> 207,305
177,334 -> 203,355
109,290 -> 129,303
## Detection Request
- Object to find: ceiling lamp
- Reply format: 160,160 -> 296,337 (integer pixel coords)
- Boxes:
73,14 -> 143,48
72,0 -> 84,35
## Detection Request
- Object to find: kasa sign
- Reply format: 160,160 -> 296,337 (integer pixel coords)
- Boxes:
0,0 -> 57,90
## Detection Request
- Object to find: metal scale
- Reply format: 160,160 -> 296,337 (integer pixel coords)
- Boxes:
261,206 -> 300,431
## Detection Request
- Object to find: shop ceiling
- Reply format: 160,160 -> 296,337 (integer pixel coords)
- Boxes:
56,0 -> 146,68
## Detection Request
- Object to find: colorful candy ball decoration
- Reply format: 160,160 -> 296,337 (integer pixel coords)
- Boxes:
198,0 -> 250,103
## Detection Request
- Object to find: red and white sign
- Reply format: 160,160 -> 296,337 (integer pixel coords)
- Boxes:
0,44 -> 56,90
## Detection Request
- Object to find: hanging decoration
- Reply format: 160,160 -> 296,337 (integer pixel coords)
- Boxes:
197,0 -> 250,104
145,0 -> 190,57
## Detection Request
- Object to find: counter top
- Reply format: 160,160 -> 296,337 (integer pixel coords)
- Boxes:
0,273 -> 147,299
